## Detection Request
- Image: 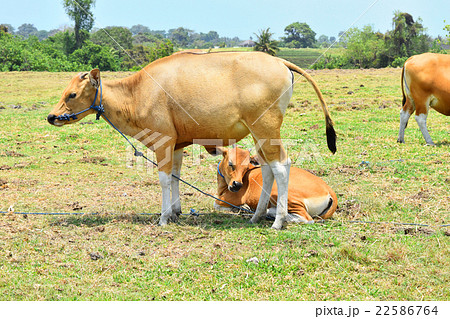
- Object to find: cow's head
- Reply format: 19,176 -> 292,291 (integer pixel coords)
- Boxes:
213,146 -> 259,192
47,69 -> 101,126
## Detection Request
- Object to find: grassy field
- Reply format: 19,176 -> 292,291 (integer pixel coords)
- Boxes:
0,67 -> 449,301
277,47 -> 344,68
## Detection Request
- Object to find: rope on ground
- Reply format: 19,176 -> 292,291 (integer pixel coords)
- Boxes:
0,210 -> 448,228
358,153 -> 439,168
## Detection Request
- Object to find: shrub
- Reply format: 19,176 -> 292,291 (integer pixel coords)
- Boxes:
391,56 -> 409,68
69,41 -> 121,71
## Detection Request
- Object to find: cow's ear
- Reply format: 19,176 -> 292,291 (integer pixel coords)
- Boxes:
89,69 -> 101,89
79,72 -> 89,80
205,146 -> 228,157
249,155 -> 260,166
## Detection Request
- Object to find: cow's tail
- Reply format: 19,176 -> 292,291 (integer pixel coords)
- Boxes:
281,59 -> 336,154
401,65 -> 406,107
318,191 -> 338,220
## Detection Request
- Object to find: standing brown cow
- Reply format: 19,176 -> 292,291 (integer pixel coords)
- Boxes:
398,53 -> 450,145
47,51 -> 336,230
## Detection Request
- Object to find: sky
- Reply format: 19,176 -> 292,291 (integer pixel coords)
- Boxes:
1,0 -> 449,40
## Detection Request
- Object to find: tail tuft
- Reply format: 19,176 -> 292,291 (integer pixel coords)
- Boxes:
326,116 -> 337,154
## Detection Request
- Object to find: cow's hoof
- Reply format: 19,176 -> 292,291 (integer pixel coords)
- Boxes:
158,220 -> 168,227
271,220 -> 285,230
170,210 -> 181,222
425,142 -> 436,147
397,139 -> 405,143
249,216 -> 259,224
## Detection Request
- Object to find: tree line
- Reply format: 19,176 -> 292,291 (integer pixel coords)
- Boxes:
0,0 -> 449,72
256,12 -> 449,69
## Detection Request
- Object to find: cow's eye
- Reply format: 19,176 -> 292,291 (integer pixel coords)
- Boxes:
228,161 -> 235,170
68,93 -> 76,99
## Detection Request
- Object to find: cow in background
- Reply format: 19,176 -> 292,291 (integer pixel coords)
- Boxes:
398,53 -> 450,146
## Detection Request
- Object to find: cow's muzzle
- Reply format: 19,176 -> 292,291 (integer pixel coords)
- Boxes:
229,181 -> 243,192
47,114 -> 57,125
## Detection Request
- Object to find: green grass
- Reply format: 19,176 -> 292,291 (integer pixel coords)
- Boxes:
0,69 -> 449,300
277,48 -> 344,68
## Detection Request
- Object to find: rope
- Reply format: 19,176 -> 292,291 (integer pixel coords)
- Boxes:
0,209 -> 252,218
11,82 -> 448,227
1,210 -> 448,228
51,81 -> 255,215
359,153 -> 439,168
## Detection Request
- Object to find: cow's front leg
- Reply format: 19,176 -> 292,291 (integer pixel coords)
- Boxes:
156,143 -> 177,226
158,170 -> 173,226
170,148 -> 184,220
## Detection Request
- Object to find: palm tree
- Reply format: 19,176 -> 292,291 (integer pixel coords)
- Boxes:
254,28 -> 279,56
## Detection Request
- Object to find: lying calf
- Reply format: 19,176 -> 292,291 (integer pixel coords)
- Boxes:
213,147 -> 337,224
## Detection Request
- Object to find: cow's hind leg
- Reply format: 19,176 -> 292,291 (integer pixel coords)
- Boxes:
270,157 -> 291,230
397,107 -> 413,143
250,136 -> 290,230
250,163 -> 275,224
415,112 -> 435,146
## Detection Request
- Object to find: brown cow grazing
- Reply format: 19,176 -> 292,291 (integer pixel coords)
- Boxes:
398,53 -> 450,146
213,146 -> 337,224
47,51 -> 336,230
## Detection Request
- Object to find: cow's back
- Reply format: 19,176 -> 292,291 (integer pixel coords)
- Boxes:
137,52 -> 294,143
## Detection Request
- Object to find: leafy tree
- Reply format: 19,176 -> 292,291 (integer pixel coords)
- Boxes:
342,25 -> 385,68
0,25 -> 9,35
444,21 -> 450,45
0,32 -> 83,71
45,30 -> 77,56
16,23 -> 38,38
0,24 -> 14,34
91,26 -> 132,57
253,28 -> 279,56
132,32 -> 163,45
200,31 -> 219,42
62,0 -> 96,49
70,40 -> 120,71
35,30 -> 50,41
283,22 -> 316,48
169,27 -> 192,47
383,11 -> 431,64
122,39 -> 173,70
130,24 -> 150,36
318,35 -> 329,46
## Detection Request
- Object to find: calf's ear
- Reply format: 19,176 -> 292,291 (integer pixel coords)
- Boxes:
249,155 -> 260,166
89,69 -> 101,89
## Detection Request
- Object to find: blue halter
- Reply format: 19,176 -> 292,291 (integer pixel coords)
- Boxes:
56,81 -> 105,122
217,161 -> 225,179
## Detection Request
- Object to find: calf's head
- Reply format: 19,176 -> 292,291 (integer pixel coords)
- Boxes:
214,146 -> 259,192
47,69 -> 101,126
